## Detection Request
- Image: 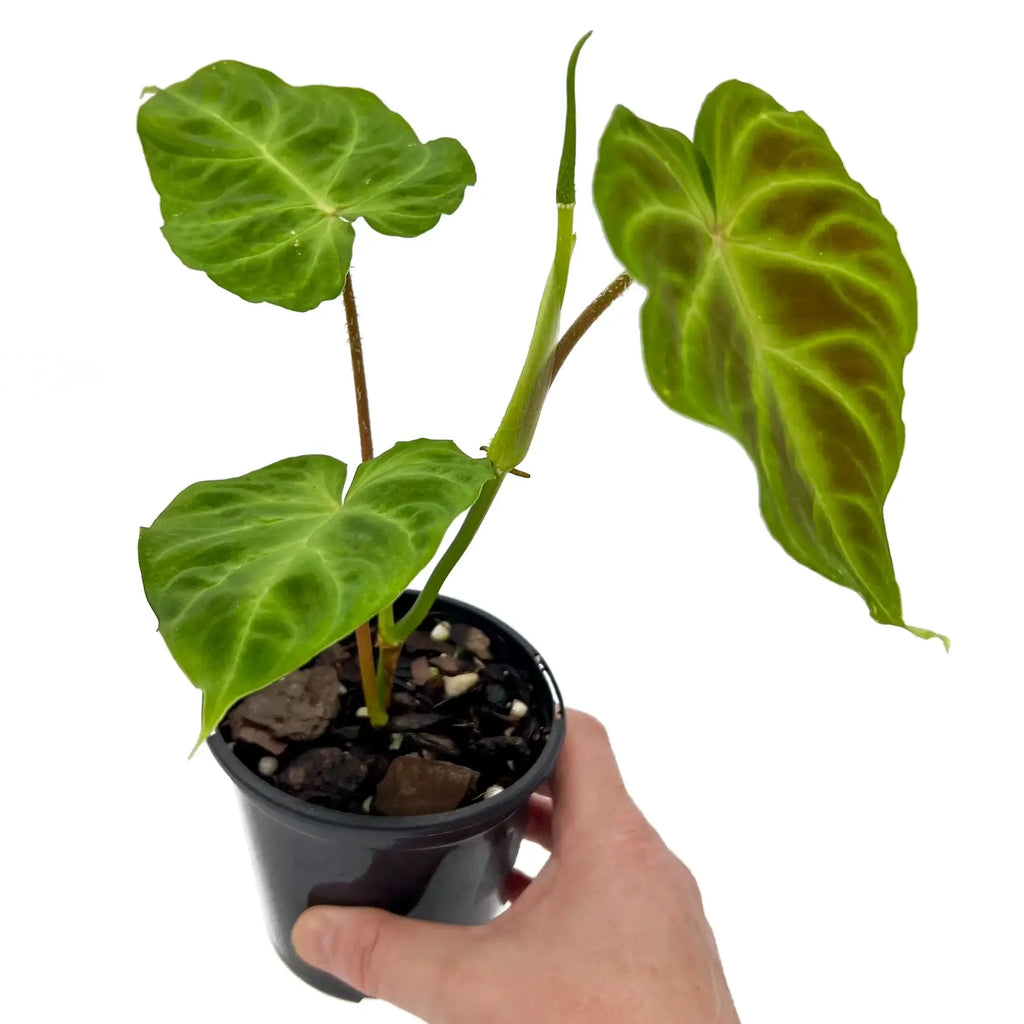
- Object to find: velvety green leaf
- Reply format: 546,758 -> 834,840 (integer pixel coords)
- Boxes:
138,60 -> 476,311
139,441 -> 495,745
594,81 -> 945,645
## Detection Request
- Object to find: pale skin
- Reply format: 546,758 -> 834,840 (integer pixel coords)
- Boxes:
292,710 -> 742,1023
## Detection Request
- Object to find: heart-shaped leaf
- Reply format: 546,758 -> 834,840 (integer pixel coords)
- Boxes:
139,440 -> 495,745
138,60 -> 476,311
594,81 -> 945,645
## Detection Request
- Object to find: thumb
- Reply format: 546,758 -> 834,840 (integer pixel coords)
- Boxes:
292,905 -> 473,1015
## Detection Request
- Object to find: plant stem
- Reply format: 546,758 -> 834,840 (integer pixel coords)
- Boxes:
379,272 -> 631,648
378,35 -> 601,653
342,272 -> 388,727
374,641 -> 401,712
384,473 -> 506,644
356,632 -> 387,726
343,273 -> 374,463
487,33 -> 591,473
552,272 -> 633,377
486,205 -> 575,472
373,603 -> 400,712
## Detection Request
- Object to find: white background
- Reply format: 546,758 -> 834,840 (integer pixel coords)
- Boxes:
3,1 -> 1021,1021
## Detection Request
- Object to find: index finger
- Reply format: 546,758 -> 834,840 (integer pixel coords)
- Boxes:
549,709 -> 635,843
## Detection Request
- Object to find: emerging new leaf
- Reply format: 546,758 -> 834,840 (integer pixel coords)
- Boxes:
594,81 -> 944,645
139,441 -> 495,746
138,60 -> 476,311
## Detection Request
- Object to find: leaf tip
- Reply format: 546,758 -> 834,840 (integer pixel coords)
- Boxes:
191,695 -> 223,757
904,623 -> 951,652
139,84 -> 160,100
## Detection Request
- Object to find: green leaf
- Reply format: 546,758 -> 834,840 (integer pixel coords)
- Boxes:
594,81 -> 946,647
137,60 -> 476,311
139,441 -> 496,746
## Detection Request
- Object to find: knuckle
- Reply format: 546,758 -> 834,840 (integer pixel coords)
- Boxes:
675,860 -> 703,904
606,813 -> 691,876
568,709 -> 609,744
349,914 -> 387,995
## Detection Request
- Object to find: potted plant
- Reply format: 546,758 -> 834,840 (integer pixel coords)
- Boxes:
137,33 -> 945,1001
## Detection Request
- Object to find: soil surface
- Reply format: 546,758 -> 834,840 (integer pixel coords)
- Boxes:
221,613 -> 551,816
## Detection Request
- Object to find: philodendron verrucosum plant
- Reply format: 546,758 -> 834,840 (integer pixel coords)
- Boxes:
137,35 -> 946,751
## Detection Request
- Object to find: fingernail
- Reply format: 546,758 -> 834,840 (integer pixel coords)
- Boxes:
292,908 -> 334,970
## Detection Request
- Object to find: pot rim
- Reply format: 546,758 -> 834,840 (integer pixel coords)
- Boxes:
207,591 -> 565,835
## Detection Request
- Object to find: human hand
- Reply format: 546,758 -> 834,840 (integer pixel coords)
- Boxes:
292,710 -> 741,1023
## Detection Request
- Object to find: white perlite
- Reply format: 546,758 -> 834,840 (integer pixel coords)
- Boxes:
483,784 -> 504,799
338,682 -> 348,695
444,671 -> 480,699
509,699 -> 528,720
430,621 -> 452,642
257,756 -> 278,776
389,733 -> 403,751
361,796 -> 373,813
356,706 -> 370,718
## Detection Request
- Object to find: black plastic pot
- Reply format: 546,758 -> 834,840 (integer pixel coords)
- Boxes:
207,591 -> 565,1001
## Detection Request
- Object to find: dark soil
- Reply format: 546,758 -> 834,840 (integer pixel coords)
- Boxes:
220,609 -> 551,817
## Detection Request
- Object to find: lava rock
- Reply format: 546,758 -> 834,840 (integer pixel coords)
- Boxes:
312,642 -> 350,671
482,680 -> 511,710
473,735 -> 531,761
226,665 -> 341,754
409,656 -> 435,685
477,706 -> 516,730
390,691 -> 427,713
519,716 -> 543,745
451,624 -> 492,660
406,732 -> 461,758
389,712 -> 448,732
429,654 -> 461,675
279,748 -> 370,802
405,631 -> 456,655
481,663 -> 522,686
338,659 -> 364,684
230,727 -> 286,756
374,756 -> 479,816
361,753 -> 391,786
